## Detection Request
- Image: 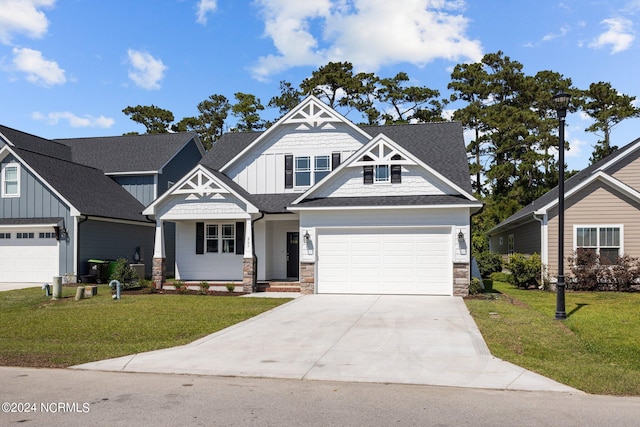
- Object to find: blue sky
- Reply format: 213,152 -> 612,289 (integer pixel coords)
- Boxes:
1,0 -> 639,171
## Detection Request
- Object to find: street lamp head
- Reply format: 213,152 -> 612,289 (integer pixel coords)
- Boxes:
552,92 -> 571,118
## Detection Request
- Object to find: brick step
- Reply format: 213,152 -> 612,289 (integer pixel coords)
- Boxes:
258,282 -> 300,293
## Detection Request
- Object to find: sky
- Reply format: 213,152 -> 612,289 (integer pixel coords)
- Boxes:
1,0 -> 639,172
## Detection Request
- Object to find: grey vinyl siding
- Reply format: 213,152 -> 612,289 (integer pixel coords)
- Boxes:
112,175 -> 155,206
0,155 -> 74,275
78,219 -> 154,278
489,219 -> 541,257
158,138 -> 202,194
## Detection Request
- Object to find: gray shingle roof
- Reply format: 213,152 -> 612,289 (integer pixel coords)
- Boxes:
12,147 -> 149,222
0,217 -> 64,226
200,131 -> 261,170
490,136 -> 640,234
1,125 -> 72,161
57,132 -> 198,173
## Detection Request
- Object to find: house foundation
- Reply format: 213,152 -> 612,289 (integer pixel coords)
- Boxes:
453,263 -> 470,297
152,257 -> 166,289
300,262 -> 315,294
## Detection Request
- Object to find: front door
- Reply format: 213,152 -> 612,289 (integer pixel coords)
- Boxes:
286,232 -> 299,278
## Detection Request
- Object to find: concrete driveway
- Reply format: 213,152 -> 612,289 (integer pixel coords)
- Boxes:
72,294 -> 578,393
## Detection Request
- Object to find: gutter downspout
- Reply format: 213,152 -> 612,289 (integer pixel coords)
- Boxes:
251,212 -> 265,291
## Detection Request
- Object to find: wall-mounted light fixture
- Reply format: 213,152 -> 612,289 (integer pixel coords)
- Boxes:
304,230 -> 311,241
54,226 -> 68,241
457,230 -> 464,241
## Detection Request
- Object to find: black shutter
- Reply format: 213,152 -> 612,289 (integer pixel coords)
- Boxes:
235,221 -> 245,255
391,165 -> 402,183
196,222 -> 204,254
284,154 -> 293,188
331,152 -> 341,170
363,165 -> 373,184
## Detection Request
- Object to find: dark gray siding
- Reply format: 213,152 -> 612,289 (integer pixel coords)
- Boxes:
158,138 -> 202,194
0,154 -> 74,275
112,175 -> 155,206
78,219 -> 154,279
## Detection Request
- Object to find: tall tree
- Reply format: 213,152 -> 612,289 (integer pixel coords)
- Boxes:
122,105 -> 174,134
231,92 -> 265,132
268,80 -> 303,118
378,72 -> 444,124
580,81 -> 640,164
173,94 -> 230,150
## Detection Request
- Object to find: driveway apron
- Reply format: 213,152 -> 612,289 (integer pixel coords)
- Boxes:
72,295 -> 578,392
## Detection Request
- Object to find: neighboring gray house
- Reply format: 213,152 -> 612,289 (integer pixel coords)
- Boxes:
0,126 -> 204,283
145,96 -> 482,295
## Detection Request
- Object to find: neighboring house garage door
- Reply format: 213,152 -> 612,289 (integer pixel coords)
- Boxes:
317,227 -> 452,295
0,229 -> 59,282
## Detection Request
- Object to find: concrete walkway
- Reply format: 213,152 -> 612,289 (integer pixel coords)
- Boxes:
72,295 -> 579,393
0,282 -> 42,292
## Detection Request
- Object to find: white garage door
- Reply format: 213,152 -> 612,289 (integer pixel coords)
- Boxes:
317,227 -> 452,295
0,229 -> 59,283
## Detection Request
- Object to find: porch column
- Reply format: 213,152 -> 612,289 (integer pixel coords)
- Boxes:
152,219 -> 166,289
242,217 -> 255,293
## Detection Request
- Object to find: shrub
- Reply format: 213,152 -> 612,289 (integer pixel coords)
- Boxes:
173,280 -> 188,294
199,281 -> 210,295
468,277 -> 483,295
506,253 -> 541,289
109,258 -> 138,286
567,248 -> 600,291
474,251 -> 503,278
225,282 -> 236,292
568,249 -> 640,292
490,271 -> 511,283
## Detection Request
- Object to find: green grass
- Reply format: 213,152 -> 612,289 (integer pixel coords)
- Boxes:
465,281 -> 640,395
0,286 -> 290,368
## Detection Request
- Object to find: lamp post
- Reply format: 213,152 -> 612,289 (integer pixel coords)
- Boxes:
553,92 -> 571,320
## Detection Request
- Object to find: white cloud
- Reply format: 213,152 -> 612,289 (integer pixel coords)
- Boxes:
32,111 -> 114,128
196,0 -> 217,24
126,49 -> 167,90
542,25 -> 569,42
12,47 -> 65,86
251,0 -> 483,80
589,17 -> 635,54
0,0 -> 55,44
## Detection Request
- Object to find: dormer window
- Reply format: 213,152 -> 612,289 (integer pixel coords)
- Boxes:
374,165 -> 390,183
1,163 -> 20,198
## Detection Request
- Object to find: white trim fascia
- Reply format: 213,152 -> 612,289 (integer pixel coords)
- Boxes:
83,216 -> 155,227
287,203 -> 484,212
220,95 -> 373,173
534,171 -> 640,215
598,137 -> 640,172
106,171 -> 158,176
0,130 -> 13,146
160,213 -> 251,221
0,222 -> 61,229
143,165 -> 259,215
2,147 -> 81,216
291,132 -> 478,205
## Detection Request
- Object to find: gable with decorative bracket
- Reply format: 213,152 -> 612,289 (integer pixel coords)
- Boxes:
282,98 -> 344,130
349,135 -> 416,166
170,169 -> 228,199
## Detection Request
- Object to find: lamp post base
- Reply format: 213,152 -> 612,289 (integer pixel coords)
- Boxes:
555,276 -> 566,320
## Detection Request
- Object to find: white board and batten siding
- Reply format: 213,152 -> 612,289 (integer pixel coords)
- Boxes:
225,124 -> 367,194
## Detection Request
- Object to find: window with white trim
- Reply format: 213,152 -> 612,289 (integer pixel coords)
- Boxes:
205,223 -> 235,253
1,163 -> 20,198
294,155 -> 332,187
374,165 -> 390,183
576,226 -> 621,263
0,233 -> 11,239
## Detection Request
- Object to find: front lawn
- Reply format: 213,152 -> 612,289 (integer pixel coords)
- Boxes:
465,281 -> 640,395
0,286 -> 290,368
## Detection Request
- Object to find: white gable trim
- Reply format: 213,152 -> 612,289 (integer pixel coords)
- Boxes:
143,165 -> 259,215
288,203 -> 483,211
0,145 -> 81,216
534,171 -> 640,215
598,137 -> 640,172
0,130 -> 13,146
220,95 -> 372,173
291,133 -> 476,204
